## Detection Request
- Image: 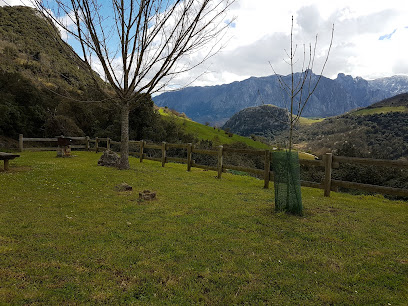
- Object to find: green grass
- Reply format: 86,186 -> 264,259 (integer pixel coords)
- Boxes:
351,106 -> 407,116
298,117 -> 325,125
1,151 -> 408,304
158,108 -> 271,150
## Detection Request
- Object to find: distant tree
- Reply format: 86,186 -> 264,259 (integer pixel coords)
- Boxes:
33,0 -> 235,169
44,114 -> 85,136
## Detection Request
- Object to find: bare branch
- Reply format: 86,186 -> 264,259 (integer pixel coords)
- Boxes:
32,0 -> 236,168
269,16 -> 334,151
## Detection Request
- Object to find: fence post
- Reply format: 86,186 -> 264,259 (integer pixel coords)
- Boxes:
264,150 -> 271,189
187,143 -> 192,171
140,140 -> 145,163
161,142 -> 167,167
95,137 -> 99,153
217,145 -> 223,179
86,136 -> 90,151
19,134 -> 23,152
323,152 -> 333,197
107,138 -> 111,150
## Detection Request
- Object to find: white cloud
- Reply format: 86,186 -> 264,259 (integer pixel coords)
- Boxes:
3,0 -> 408,87
0,0 -> 34,7
189,0 -> 408,86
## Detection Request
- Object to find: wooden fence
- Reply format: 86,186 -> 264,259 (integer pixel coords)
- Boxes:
18,134 -> 408,198
19,134 -> 111,153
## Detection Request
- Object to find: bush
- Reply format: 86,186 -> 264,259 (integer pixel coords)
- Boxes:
3,45 -> 18,59
43,115 -> 84,137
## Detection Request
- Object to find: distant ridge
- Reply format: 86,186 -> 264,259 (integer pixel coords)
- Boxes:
153,72 -> 408,125
369,92 -> 408,108
289,93 -> 408,160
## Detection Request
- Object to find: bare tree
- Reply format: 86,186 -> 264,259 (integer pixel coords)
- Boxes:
268,17 -> 334,216
32,0 -> 235,169
270,16 -> 334,152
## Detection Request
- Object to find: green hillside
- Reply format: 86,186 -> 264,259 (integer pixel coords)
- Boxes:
349,93 -> 408,116
293,93 -> 408,160
0,6 -> 113,139
351,106 -> 407,116
298,117 -> 325,125
1,151 -> 407,304
0,6 -> 105,94
158,108 -> 271,150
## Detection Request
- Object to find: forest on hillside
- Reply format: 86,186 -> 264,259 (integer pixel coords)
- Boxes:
294,112 -> 408,160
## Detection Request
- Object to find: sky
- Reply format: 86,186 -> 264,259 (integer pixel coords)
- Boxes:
2,0 -> 408,88
199,0 -> 408,86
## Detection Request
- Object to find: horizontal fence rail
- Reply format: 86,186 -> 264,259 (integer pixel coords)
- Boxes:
19,134 -> 110,153
18,134 -> 408,198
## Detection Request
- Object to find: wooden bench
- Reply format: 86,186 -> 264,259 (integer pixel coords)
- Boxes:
0,152 -> 20,171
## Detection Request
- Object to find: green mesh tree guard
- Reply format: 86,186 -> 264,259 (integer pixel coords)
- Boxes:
272,151 -> 303,215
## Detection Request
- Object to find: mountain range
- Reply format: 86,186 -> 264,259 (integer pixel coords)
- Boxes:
153,72 -> 408,126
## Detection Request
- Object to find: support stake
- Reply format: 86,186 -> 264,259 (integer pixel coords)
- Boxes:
140,140 -> 145,163
264,150 -> 271,189
162,142 -> 167,167
217,145 -> 223,179
323,152 -> 333,197
19,134 -> 23,152
187,143 -> 192,171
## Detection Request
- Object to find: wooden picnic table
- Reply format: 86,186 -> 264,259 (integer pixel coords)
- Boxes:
0,152 -> 20,171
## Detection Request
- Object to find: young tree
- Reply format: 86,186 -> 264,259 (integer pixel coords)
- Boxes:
270,17 -> 334,216
33,0 -> 235,169
271,16 -> 334,152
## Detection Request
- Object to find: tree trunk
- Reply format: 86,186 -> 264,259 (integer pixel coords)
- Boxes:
118,101 -> 130,170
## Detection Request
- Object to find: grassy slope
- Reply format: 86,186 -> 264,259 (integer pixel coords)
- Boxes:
158,109 -> 317,161
298,117 -> 325,125
158,108 -> 271,150
351,106 -> 407,116
1,151 -> 407,304
0,6 -> 99,92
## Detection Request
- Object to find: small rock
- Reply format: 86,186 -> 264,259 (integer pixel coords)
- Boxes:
115,183 -> 133,192
98,150 -> 120,167
139,190 -> 156,201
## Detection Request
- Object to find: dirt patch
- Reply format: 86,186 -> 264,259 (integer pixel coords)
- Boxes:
0,166 -> 31,173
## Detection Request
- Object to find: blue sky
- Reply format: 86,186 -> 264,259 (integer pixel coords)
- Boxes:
1,0 -> 408,88
379,29 -> 397,40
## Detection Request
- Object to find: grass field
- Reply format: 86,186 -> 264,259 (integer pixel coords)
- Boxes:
1,151 -> 408,304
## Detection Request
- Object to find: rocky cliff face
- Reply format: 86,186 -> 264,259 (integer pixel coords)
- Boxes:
153,72 -> 408,125
368,75 -> 408,97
